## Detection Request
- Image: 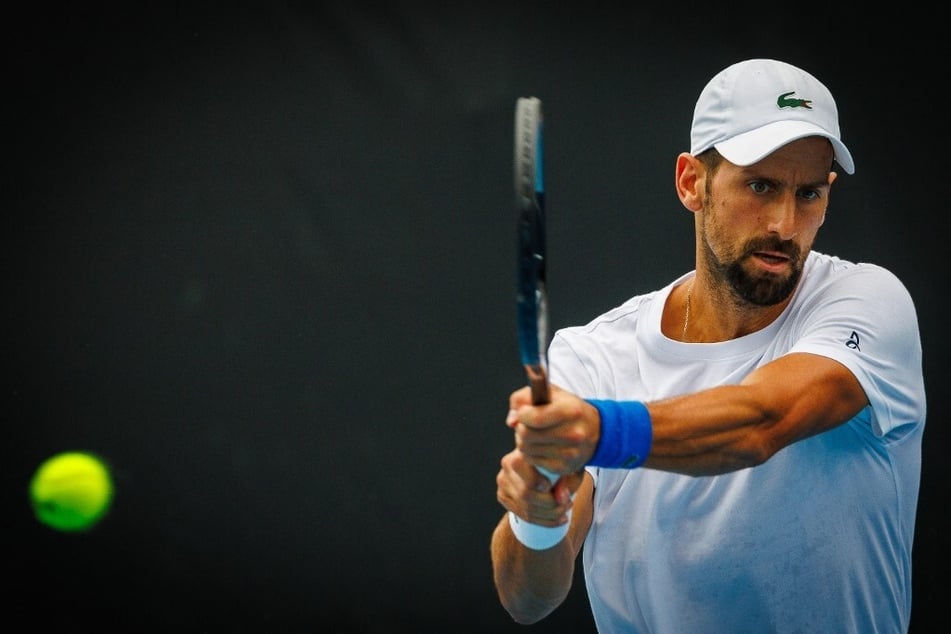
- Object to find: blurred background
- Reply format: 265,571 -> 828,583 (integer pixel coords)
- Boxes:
7,3 -> 946,632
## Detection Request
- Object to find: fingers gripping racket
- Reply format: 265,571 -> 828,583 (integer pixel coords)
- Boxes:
514,97 -> 559,487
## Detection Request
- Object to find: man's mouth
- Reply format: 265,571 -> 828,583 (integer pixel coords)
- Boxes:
751,251 -> 791,272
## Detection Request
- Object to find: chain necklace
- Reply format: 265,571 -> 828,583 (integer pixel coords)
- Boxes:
682,280 -> 694,342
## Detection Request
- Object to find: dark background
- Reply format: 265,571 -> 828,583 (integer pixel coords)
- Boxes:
7,3 -> 946,632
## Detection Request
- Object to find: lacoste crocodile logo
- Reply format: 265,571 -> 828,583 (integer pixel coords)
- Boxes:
777,91 -> 813,109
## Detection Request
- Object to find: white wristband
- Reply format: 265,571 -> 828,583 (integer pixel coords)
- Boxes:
508,510 -> 570,550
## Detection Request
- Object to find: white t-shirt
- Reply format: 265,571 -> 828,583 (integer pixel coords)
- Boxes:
549,251 -> 925,633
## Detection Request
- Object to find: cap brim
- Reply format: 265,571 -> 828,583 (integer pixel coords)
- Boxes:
715,120 -> 855,175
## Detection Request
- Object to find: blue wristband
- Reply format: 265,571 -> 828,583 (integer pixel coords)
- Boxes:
586,400 -> 652,469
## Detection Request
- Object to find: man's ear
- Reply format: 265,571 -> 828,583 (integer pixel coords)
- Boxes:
675,152 -> 703,212
817,170 -> 837,228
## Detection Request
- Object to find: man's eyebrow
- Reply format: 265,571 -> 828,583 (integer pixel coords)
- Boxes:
737,170 -> 831,190
798,178 -> 833,190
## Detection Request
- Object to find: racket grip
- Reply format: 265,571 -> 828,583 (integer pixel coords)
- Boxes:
525,364 -> 556,486
525,364 -> 549,405
537,465 -> 560,485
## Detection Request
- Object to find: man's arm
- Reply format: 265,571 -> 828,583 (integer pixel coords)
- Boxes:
491,451 -> 593,624
647,352 -> 868,475
513,352 -> 868,477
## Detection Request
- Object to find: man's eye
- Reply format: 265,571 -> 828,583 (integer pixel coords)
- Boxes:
749,181 -> 770,194
799,189 -> 820,201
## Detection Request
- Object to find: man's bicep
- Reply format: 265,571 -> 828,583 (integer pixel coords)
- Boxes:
742,352 -> 868,443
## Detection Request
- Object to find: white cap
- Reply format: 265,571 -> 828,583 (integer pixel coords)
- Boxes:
690,59 -> 854,174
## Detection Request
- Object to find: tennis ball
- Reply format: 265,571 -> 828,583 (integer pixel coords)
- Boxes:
29,451 -> 114,532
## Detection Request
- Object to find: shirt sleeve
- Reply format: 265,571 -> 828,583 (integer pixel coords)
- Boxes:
548,332 -> 596,394
788,263 -> 925,437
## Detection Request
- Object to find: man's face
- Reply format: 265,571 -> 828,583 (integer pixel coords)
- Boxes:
698,137 -> 836,307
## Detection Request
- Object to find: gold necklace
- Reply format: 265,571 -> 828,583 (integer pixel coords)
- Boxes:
682,280 -> 694,342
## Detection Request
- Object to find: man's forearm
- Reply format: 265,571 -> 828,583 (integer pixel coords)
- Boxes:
490,514 -> 575,624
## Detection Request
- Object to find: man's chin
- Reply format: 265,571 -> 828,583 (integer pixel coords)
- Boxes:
731,266 -> 799,306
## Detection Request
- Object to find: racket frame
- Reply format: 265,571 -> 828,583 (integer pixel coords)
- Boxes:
514,97 -> 551,406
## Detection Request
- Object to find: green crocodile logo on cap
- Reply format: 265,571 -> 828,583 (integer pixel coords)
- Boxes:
777,91 -> 812,109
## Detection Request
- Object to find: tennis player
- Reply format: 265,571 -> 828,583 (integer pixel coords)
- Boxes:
492,58 -> 925,632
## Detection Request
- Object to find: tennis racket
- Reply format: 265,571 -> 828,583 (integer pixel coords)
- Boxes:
514,96 -> 559,487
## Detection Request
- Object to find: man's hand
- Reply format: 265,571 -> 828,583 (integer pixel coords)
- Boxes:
496,447 -> 583,527
506,384 -> 601,480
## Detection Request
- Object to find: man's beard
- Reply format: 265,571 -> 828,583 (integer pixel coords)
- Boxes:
724,236 -> 803,306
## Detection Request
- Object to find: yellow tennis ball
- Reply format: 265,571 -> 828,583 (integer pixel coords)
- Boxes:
29,451 -> 114,532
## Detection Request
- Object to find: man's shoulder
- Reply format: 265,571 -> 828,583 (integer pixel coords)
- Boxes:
806,251 -> 905,287
563,285 -> 669,335
802,251 -> 916,311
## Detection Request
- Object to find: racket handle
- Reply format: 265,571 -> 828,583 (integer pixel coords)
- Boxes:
512,368 -> 571,549
524,363 -> 557,485
537,465 -> 560,484
525,363 -> 549,406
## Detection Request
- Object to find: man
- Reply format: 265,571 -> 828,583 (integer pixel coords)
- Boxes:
491,58 -> 925,632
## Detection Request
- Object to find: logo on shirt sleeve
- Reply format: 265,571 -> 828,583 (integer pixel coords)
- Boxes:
845,331 -> 861,351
